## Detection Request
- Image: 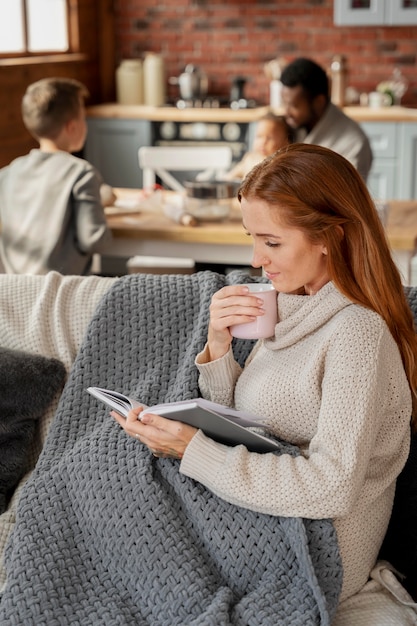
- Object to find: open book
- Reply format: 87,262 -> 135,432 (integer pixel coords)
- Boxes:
87,386 -> 280,453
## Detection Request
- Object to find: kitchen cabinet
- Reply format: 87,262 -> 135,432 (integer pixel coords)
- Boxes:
398,123 -> 417,199
85,118 -> 151,188
334,0 -> 417,26
360,121 -> 417,200
389,0 -> 417,24
360,122 -> 397,200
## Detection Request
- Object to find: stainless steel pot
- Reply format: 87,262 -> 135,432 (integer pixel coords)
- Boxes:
184,179 -> 240,200
169,64 -> 208,100
184,179 -> 240,221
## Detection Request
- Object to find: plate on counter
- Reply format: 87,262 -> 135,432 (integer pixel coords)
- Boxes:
105,198 -> 142,216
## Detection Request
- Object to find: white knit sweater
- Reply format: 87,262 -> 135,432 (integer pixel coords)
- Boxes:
180,281 -> 411,602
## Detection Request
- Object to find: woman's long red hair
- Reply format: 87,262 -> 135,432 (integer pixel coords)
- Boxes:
239,143 -> 417,426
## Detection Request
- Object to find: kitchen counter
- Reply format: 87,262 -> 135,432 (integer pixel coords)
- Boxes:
343,105 -> 417,122
87,103 -> 417,123
103,189 -> 417,284
87,103 -> 271,123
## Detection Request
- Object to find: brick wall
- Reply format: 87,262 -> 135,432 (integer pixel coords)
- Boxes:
114,0 -> 417,106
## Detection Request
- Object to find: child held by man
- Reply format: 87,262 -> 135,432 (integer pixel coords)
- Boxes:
223,112 -> 294,181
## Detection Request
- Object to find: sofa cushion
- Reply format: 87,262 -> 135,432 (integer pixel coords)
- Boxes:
379,431 -> 417,598
0,271 -> 118,590
0,347 -> 66,514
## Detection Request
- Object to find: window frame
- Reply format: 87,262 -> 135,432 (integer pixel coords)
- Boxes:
0,0 -> 80,60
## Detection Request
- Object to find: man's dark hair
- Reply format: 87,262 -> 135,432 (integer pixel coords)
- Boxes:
280,58 -> 329,101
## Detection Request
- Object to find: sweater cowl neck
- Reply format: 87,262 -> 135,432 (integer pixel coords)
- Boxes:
265,281 -> 352,351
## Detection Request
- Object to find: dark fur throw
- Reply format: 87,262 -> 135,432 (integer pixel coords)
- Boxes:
0,347 -> 66,514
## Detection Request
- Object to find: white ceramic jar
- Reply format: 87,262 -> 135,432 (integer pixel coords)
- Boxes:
143,52 -> 165,107
116,59 -> 143,105
269,79 -> 283,108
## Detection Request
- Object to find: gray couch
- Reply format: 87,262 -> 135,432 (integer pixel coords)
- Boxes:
0,271 -> 416,625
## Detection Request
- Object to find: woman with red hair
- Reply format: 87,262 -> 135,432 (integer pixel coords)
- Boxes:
118,144 -> 417,621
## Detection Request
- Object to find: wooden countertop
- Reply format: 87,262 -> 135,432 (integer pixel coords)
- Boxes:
106,190 -> 417,252
343,105 -> 417,122
106,190 -> 247,245
88,103 -> 417,123
87,103 -> 271,123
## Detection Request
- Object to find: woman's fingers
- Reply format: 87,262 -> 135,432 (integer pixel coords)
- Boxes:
210,288 -> 265,330
111,407 -> 197,459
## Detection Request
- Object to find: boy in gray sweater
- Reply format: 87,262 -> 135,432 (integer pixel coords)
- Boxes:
0,77 -> 113,275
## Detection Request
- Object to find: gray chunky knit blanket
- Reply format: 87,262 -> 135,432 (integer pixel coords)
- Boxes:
0,271 -> 342,625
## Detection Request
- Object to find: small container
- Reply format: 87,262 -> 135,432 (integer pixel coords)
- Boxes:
330,55 -> 347,107
368,91 -> 391,109
143,52 -> 165,107
116,59 -> 143,105
184,180 -> 240,221
270,80 -> 283,109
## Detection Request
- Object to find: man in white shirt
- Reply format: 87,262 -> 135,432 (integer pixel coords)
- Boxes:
280,57 -> 373,182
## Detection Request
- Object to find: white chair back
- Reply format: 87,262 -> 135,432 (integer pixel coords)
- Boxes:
138,146 -> 233,192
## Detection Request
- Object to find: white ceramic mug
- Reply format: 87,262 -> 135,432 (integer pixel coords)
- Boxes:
368,91 -> 391,108
230,284 -> 278,339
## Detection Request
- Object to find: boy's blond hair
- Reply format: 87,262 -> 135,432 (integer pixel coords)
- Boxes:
21,77 -> 89,140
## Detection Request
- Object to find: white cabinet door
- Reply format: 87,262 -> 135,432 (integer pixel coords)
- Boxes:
361,122 -> 397,159
360,122 -> 398,200
363,121 -> 417,201
334,0 -> 417,24
367,160 -> 397,200
85,119 -> 151,188
398,123 -> 417,199
387,0 -> 417,24
334,0 -> 385,25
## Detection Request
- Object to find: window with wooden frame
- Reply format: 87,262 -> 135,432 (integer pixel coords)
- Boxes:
0,0 -> 79,56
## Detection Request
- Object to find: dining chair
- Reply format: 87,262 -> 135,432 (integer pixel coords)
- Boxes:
138,145 -> 233,192
129,146 -> 232,276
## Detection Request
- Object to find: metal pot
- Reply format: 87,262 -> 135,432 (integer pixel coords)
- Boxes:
230,76 -> 247,103
184,179 -> 240,200
169,64 -> 208,100
184,179 -> 240,221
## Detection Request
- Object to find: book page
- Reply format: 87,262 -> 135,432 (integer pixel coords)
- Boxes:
87,387 -> 144,418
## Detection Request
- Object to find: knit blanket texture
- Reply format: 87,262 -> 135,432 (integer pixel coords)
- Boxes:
0,271 -> 342,625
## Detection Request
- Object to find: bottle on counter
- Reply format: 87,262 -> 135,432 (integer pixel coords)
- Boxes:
115,59 -> 143,105
143,52 -> 166,107
269,80 -> 283,109
330,54 -> 347,107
